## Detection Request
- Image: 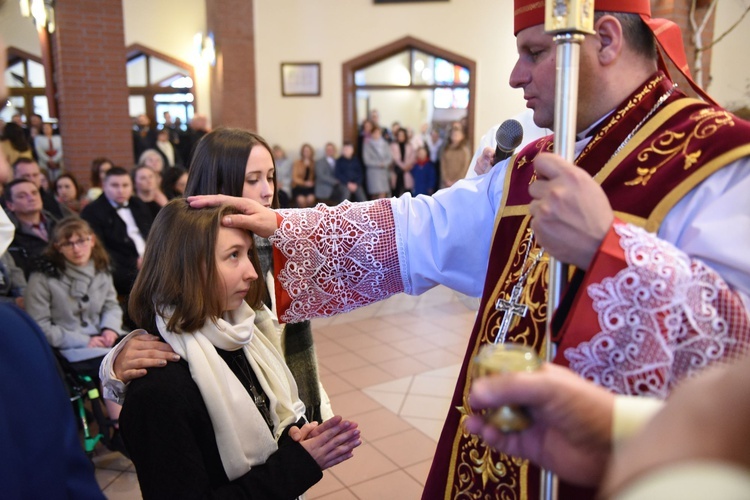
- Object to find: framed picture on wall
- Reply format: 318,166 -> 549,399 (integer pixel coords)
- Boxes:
281,62 -> 321,97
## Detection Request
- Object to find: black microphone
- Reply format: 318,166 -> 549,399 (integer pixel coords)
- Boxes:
493,119 -> 524,165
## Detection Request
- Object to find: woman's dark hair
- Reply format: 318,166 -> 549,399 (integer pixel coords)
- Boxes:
45,217 -> 110,273
182,127 -> 277,308
2,122 -> 31,152
185,127 -> 279,208
90,157 -> 113,188
128,199 -> 262,333
53,173 -> 82,200
161,166 -> 188,200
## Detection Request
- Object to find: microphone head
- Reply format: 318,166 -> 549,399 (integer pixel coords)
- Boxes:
495,119 -> 524,153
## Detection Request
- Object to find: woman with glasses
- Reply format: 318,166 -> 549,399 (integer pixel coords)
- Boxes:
25,216 -> 125,423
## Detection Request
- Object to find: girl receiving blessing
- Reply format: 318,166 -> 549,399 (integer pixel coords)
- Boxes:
120,199 -> 360,499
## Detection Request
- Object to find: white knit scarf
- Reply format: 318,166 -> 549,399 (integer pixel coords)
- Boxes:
157,302 -> 305,481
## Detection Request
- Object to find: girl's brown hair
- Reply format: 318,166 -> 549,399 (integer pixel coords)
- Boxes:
128,198 -> 262,334
45,217 -> 110,272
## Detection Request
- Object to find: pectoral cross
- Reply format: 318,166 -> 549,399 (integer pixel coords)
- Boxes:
494,282 -> 528,344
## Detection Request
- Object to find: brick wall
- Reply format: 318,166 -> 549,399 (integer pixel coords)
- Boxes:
206,0 -> 257,130
52,0 -> 132,189
652,0 -> 715,92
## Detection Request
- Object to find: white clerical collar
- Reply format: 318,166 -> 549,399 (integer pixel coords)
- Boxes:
107,198 -> 130,210
576,111 -> 614,142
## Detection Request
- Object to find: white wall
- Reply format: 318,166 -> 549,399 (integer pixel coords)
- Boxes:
122,0 -> 209,120
0,1 -> 39,57
709,0 -> 750,110
254,0 -> 523,155
3,0 -> 749,143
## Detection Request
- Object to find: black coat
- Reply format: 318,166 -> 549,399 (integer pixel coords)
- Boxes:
80,195 -> 155,296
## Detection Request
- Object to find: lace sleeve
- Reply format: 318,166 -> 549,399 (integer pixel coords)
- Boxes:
269,200 -> 404,323
562,222 -> 750,398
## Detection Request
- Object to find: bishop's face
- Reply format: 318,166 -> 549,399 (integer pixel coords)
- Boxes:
510,25 -> 557,130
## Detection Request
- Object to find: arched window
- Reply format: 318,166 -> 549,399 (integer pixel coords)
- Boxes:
2,47 -> 49,123
126,44 -> 196,128
342,36 -> 475,146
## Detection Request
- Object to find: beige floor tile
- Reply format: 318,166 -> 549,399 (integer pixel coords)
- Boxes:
376,356 -> 432,378
422,364 -> 462,380
307,470 -> 347,499
365,376 -> 413,394
403,459 -> 434,486
349,469 -> 424,500
370,428 -> 438,468
409,373 -> 457,398
344,317 -> 398,333
357,343 -> 408,363
412,347 -> 464,369
101,470 -> 142,499
315,339 -> 350,357
335,332 -> 384,351
427,329 -> 470,347
314,489 -> 359,500
328,443 -> 399,487
92,450 -> 132,471
391,337 -> 443,355
369,326 -> 417,344
400,394 -> 453,420
329,389 -> 383,417
319,372 -> 357,396
319,351 -> 372,372
401,416 -> 446,441
336,365 -> 393,389
352,408 -> 413,441
361,390 -> 406,414
94,468 -> 122,491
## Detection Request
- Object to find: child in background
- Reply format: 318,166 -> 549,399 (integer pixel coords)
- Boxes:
120,199 -> 360,498
411,146 -> 437,196
334,142 -> 367,202
25,216 -> 124,423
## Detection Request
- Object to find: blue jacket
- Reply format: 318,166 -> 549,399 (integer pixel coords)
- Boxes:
0,304 -> 104,499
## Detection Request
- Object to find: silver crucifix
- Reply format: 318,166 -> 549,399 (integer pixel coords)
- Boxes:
494,282 -> 529,344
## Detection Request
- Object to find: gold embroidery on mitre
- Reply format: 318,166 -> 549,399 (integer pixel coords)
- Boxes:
625,108 -> 735,186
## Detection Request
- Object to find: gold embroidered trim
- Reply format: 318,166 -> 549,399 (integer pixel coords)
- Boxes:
625,108 -> 735,186
577,74 -> 666,165
646,143 -> 750,232
593,98 -> 700,184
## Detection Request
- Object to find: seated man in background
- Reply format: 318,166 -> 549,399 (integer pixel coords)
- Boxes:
334,142 -> 367,202
5,178 -> 59,278
13,157 -> 69,219
81,167 -> 155,325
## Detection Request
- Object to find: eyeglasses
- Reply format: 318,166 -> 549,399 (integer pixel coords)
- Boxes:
57,237 -> 91,249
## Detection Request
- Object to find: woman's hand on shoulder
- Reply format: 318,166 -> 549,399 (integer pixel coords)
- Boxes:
113,333 -> 180,383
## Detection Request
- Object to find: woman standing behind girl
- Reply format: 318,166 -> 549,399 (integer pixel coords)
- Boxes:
291,143 -> 316,208
102,128 -> 333,424
25,217 -> 124,422
121,200 -> 360,498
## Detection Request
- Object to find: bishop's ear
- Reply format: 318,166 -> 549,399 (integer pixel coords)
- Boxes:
593,15 -> 624,66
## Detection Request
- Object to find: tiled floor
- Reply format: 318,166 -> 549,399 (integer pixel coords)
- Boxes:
96,286 -> 478,499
